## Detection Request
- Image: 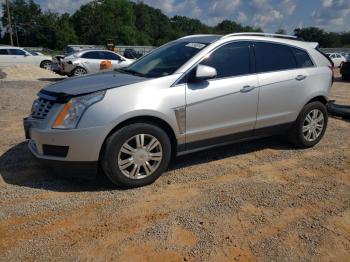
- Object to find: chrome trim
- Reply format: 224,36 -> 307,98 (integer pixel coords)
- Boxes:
174,107 -> 186,134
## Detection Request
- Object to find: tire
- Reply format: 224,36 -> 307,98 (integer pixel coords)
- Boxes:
288,101 -> 328,148
101,123 -> 172,188
72,67 -> 87,77
40,60 -> 52,70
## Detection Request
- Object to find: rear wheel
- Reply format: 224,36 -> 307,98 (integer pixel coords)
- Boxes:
288,101 -> 328,148
101,123 -> 172,188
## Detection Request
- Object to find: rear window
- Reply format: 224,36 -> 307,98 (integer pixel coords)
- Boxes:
254,42 -> 297,73
291,47 -> 314,68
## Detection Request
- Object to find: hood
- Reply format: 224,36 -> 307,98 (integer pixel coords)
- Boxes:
39,70 -> 148,102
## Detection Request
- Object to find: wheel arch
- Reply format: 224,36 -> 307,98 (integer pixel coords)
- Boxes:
99,115 -> 178,161
305,95 -> 328,106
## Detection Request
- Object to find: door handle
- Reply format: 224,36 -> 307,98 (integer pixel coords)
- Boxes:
240,85 -> 256,93
296,75 -> 307,81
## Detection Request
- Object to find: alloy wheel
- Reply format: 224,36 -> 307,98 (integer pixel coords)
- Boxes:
117,134 -> 163,179
302,109 -> 324,142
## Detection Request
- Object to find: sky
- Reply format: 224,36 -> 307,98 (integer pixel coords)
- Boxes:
1,0 -> 350,33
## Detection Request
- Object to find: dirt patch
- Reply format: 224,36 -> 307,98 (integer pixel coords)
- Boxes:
0,75 -> 349,261
0,64 -> 65,81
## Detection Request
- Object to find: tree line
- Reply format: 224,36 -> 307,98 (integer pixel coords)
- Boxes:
1,0 -> 350,50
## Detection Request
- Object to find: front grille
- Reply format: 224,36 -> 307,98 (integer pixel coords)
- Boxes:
31,98 -> 54,119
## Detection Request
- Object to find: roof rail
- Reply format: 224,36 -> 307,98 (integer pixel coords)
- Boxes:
179,34 -> 220,39
222,32 -> 298,40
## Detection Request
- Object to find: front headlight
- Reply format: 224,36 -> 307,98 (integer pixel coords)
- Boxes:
52,91 -> 105,129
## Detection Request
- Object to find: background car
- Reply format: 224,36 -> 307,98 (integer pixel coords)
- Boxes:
57,49 -> 135,77
123,48 -> 143,59
340,57 -> 350,81
0,46 -> 52,69
326,53 -> 347,67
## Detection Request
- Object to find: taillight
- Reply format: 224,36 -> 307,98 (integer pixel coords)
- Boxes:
328,65 -> 334,83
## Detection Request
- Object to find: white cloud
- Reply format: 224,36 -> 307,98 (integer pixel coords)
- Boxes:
313,0 -> 350,30
237,11 -> 247,23
208,0 -> 240,17
45,0 -> 93,13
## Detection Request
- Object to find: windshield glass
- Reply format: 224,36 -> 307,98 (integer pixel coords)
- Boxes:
122,41 -> 208,78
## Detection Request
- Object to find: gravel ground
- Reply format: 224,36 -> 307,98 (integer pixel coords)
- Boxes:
0,73 -> 349,261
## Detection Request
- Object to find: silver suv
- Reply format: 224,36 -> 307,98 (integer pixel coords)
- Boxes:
24,33 -> 333,188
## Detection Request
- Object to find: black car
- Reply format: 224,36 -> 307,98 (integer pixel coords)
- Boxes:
123,48 -> 143,59
340,58 -> 350,81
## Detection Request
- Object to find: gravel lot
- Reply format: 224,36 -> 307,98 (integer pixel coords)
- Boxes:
0,73 -> 349,261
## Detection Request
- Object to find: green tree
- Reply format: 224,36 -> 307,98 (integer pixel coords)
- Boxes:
275,28 -> 287,35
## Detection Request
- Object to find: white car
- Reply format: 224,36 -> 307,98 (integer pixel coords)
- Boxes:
59,49 -> 135,77
0,46 -> 52,69
326,53 -> 347,67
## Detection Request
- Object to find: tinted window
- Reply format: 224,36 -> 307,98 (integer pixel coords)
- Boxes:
200,42 -> 251,78
102,52 -> 121,60
82,51 -> 104,59
291,48 -> 314,68
9,49 -> 26,56
254,42 -> 297,73
0,49 -> 9,55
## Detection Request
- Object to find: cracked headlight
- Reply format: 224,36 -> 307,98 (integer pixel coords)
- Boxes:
52,91 -> 105,129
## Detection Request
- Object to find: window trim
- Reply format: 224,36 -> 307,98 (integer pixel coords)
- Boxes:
172,40 -> 255,86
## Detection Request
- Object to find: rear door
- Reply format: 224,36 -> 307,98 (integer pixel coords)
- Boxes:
253,41 -> 315,129
185,41 -> 259,146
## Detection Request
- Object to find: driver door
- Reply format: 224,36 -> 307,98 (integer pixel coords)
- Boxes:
185,41 -> 259,147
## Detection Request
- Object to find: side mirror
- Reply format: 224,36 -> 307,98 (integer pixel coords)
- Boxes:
24,53 -> 30,57
195,65 -> 217,81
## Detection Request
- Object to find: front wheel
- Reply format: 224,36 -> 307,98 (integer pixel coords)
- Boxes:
40,60 -> 52,70
101,123 -> 172,188
288,101 -> 328,148
72,67 -> 87,77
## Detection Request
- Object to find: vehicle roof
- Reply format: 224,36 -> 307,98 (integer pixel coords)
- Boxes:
0,45 -> 25,49
177,34 -> 318,50
79,49 -> 114,53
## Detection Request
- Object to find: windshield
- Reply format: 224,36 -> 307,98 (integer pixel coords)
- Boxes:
122,41 -> 208,78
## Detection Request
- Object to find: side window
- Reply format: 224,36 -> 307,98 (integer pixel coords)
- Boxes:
9,49 -> 26,56
0,49 -> 9,55
103,52 -> 121,60
291,47 -> 314,68
254,42 -> 297,73
336,54 -> 341,58
82,51 -> 102,59
200,42 -> 251,78
330,54 -> 335,58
